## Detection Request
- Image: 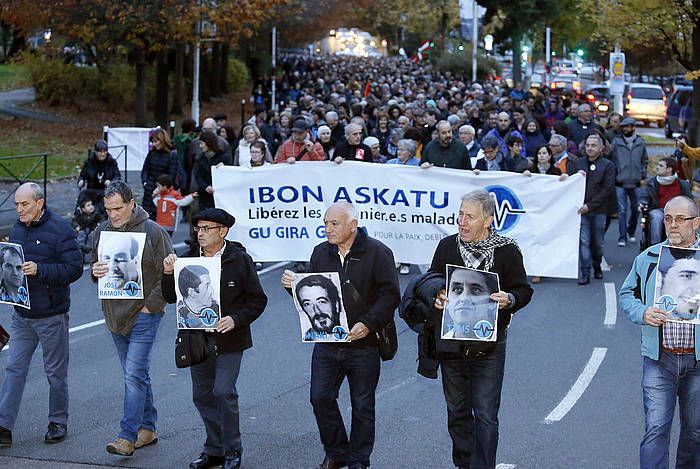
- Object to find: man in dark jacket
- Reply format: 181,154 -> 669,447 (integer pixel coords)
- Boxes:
333,123 -> 373,163
280,202 -> 401,469
567,103 -> 604,148
420,120 -> 472,169
162,208 -> 267,469
427,189 -> 533,469
571,133 -> 616,284
0,183 -> 83,447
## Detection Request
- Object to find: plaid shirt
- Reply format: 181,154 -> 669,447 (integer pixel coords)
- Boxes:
662,239 -> 699,350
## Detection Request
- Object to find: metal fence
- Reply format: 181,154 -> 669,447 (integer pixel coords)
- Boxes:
0,153 -> 47,213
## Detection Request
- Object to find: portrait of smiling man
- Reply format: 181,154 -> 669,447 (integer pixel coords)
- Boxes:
293,273 -> 345,341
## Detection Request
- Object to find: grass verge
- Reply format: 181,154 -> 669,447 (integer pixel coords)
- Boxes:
0,64 -> 29,92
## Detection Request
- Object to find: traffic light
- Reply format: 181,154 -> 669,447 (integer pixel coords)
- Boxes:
577,49 -> 584,57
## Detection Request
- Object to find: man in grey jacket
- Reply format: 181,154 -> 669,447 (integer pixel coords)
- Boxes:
91,181 -> 173,457
611,117 -> 648,247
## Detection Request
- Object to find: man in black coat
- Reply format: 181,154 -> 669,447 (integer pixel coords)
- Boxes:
281,202 -> 401,469
427,189 -> 533,469
420,120 -> 472,170
162,208 -> 267,469
571,132 -> 616,284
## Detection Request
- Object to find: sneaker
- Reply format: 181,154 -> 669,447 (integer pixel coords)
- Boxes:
0,426 -> 11,447
134,428 -> 158,449
617,240 -> 626,247
399,264 -> 411,275
629,236 -> 636,242
106,437 -> 134,456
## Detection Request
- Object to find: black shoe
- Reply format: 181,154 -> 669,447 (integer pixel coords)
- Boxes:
594,270 -> 603,279
44,422 -> 67,444
190,453 -> 224,469
0,426 -> 11,447
317,455 -> 347,469
223,450 -> 242,469
578,276 -> 590,285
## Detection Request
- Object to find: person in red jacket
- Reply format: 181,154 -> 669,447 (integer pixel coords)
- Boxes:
274,119 -> 327,164
152,175 -> 197,237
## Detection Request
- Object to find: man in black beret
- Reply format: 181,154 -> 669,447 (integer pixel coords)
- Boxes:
162,208 -> 267,469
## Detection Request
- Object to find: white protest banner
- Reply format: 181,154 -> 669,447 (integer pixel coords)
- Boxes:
212,162 -> 586,278
107,127 -> 153,172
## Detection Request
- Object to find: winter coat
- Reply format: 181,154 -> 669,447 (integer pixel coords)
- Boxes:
79,152 -> 121,191
610,134 -> 648,187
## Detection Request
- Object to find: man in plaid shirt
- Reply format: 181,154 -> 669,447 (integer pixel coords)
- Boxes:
619,195 -> 700,469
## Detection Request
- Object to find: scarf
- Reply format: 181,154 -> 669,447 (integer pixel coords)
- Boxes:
456,229 -> 519,271
657,174 -> 677,186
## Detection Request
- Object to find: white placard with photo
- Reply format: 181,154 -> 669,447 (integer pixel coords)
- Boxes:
174,257 -> 222,329
97,231 -> 146,299
654,245 -> 700,324
291,272 -> 350,342
0,242 -> 30,309
441,264 -> 500,342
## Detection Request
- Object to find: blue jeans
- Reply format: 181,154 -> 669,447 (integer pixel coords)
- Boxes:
110,312 -> 162,443
579,213 -> 607,279
648,208 -> 665,245
0,312 -> 69,430
310,344 -> 381,467
641,352 -> 700,469
191,339 -> 243,457
616,186 -> 640,242
439,338 -> 507,468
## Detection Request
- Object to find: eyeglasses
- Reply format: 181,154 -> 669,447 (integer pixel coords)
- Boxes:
194,225 -> 224,233
663,215 -> 697,225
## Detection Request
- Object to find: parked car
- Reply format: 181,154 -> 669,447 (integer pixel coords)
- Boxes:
583,85 -> 610,116
549,73 -> 582,96
624,83 -> 666,127
579,62 -> 599,78
665,85 -> 692,138
554,59 -> 576,75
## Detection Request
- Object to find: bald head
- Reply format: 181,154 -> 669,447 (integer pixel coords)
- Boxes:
497,112 -> 511,131
665,196 -> 700,218
326,201 -> 358,223
202,118 -> 217,131
17,182 -> 44,202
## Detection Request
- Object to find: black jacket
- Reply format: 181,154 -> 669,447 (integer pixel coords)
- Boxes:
195,150 -> 233,210
300,228 -> 401,348
420,140 -> 472,169
79,152 -> 121,191
427,234 -> 533,358
10,208 -> 83,318
162,241 -> 267,354
571,155 -> 616,214
333,141 -> 374,162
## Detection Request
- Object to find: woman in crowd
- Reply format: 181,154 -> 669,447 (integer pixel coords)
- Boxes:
371,111 -> 392,155
233,124 -> 272,167
523,119 -> 547,159
195,131 -> 231,211
218,125 -> 238,153
141,128 -> 178,220
386,139 -> 420,166
316,125 -> 335,159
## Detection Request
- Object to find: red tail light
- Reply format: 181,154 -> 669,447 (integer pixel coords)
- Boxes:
586,94 -> 595,102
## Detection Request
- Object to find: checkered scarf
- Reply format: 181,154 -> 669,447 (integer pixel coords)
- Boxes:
456,229 -> 519,270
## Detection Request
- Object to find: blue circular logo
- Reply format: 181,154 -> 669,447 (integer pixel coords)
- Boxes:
199,308 -> 218,327
123,281 -> 141,297
332,326 -> 348,341
17,286 -> 28,304
655,294 -> 677,313
473,320 -> 495,340
485,185 -> 526,233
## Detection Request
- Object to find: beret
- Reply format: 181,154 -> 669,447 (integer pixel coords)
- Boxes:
192,208 -> 235,228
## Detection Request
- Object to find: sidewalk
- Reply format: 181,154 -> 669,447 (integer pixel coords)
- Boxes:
0,88 -> 72,124
0,455 -> 139,468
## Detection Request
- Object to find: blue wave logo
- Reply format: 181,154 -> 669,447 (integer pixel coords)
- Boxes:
485,185 -> 526,233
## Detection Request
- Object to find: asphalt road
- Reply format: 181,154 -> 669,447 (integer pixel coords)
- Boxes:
0,214 -> 683,469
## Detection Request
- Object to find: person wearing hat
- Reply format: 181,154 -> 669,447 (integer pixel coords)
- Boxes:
619,195 -> 700,468
274,119 -> 327,163
77,139 -> 122,213
162,208 -> 267,469
611,116 -> 648,247
363,136 -> 387,163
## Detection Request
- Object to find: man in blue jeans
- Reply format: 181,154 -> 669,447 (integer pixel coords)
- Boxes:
572,133 -> 615,284
281,202 -> 400,469
619,195 -> 700,468
0,183 -> 82,446
91,181 -> 173,457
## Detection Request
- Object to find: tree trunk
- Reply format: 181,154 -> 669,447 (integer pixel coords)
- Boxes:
220,42 -> 230,94
154,50 -> 169,127
171,43 -> 185,115
201,46 -> 211,102
210,42 -> 221,97
134,54 -> 148,127
512,38 -> 522,86
7,30 -> 25,59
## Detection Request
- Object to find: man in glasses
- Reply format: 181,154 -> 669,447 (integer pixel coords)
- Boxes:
91,181 -> 173,457
619,195 -> 700,468
162,208 -> 267,469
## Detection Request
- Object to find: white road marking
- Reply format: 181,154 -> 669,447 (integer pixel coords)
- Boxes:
496,465 -> 517,469
604,282 -> 617,328
601,257 -> 610,272
543,347 -> 607,424
1,262 -> 288,352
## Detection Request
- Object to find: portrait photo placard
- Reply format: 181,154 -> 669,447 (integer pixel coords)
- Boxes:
441,264 -> 500,342
291,272 -> 350,342
174,257 -> 222,329
654,245 -> 700,324
97,231 -> 146,299
0,242 -> 30,309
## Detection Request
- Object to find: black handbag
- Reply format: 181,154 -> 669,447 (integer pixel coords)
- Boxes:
175,330 -> 208,368
345,281 -> 398,362
0,324 -> 8,349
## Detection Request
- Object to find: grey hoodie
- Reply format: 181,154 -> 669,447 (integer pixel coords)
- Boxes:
92,205 -> 174,335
